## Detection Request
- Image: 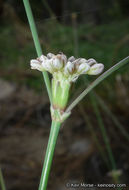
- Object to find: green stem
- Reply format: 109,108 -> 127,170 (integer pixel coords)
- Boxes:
79,104 -> 110,170
38,121 -> 61,190
91,93 -> 116,171
0,168 -> 6,190
23,0 -> 52,103
91,95 -> 121,188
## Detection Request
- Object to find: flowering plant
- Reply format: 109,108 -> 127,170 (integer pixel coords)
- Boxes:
31,53 -> 104,122
22,1 -> 129,190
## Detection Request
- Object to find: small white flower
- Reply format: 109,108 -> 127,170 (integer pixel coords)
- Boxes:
64,61 -> 74,75
87,58 -> 97,66
78,63 -> 90,74
53,57 -> 63,70
30,52 -> 104,82
43,59 -> 53,72
30,59 -> 43,71
87,63 -> 104,75
58,53 -> 67,65
38,55 -> 47,62
47,53 -> 55,59
68,56 -> 75,62
79,58 -> 87,64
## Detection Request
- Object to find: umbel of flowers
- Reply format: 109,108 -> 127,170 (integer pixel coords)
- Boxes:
30,52 -> 104,122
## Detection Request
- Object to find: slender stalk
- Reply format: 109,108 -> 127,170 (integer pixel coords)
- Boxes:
38,121 -> 61,190
91,93 -> 116,170
91,96 -> 121,187
79,104 -> 110,169
0,168 -> 6,190
66,56 -> 129,112
23,0 -> 52,103
96,94 -> 129,142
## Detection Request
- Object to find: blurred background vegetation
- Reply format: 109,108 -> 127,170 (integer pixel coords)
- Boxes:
0,0 -> 129,189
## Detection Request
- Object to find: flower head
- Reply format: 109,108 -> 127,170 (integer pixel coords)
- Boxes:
30,52 -> 104,82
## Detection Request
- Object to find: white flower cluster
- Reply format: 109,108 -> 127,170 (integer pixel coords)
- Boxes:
30,53 -> 104,82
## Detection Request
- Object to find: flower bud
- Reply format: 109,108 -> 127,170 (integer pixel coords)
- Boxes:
78,63 -> 90,74
64,61 -> 74,75
38,55 -> 47,62
53,57 -> 63,70
68,56 -> 75,62
73,58 -> 86,70
87,58 -> 97,66
30,59 -> 43,71
43,59 -> 53,73
57,54 -> 67,65
47,53 -> 55,59
87,63 -> 104,75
